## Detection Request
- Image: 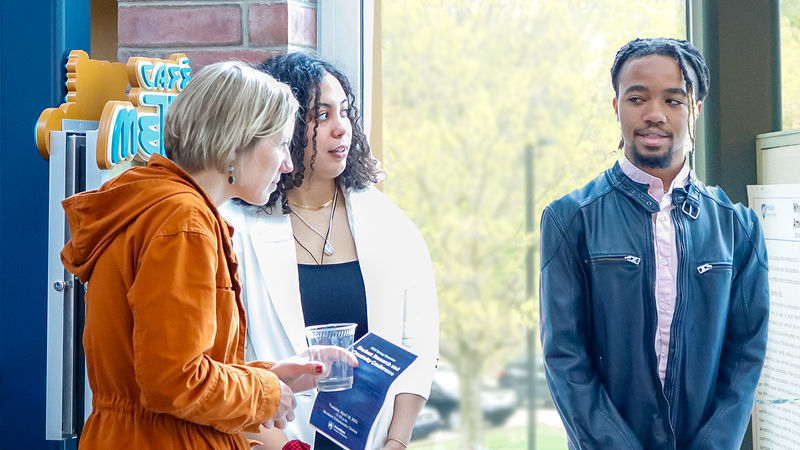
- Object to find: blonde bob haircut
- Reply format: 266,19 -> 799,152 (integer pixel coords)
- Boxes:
164,61 -> 298,173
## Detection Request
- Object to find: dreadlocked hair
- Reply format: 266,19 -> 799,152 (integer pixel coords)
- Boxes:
610,37 -> 710,151
254,52 -> 379,214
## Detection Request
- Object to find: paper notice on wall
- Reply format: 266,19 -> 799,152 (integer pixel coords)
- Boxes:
747,184 -> 800,450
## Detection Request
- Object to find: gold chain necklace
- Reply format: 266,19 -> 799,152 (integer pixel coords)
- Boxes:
288,194 -> 334,210
290,188 -> 338,263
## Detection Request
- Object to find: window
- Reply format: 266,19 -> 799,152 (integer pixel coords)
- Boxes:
782,0 -> 800,129
380,1 -> 686,447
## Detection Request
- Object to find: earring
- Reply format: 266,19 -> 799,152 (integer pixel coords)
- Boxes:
227,167 -> 236,185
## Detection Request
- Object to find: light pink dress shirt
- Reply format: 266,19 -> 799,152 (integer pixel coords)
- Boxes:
619,155 -> 692,385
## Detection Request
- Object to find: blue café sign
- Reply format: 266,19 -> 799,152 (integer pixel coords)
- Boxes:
35,50 -> 192,169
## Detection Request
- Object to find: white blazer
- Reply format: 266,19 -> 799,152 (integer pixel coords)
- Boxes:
220,186 -> 439,449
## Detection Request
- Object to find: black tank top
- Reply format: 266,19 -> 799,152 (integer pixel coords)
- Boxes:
298,260 -> 369,449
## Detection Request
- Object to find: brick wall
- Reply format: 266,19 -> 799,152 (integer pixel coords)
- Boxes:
117,0 -> 317,69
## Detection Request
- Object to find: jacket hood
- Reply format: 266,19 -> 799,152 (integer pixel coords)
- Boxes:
61,154 -> 215,282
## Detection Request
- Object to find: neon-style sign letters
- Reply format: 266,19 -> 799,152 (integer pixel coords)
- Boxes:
35,51 -> 193,169
97,54 -> 191,169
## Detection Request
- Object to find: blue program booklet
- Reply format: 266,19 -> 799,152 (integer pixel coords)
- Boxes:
310,332 -> 417,449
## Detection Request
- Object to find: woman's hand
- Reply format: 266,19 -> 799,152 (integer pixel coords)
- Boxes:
270,345 -> 359,393
263,380 -> 296,429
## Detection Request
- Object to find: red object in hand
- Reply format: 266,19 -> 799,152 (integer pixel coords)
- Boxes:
282,440 -> 310,450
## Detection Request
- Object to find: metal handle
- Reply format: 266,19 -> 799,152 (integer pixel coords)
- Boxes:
53,280 -> 72,292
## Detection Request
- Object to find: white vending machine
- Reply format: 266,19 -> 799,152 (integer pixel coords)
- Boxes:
44,120 -> 110,440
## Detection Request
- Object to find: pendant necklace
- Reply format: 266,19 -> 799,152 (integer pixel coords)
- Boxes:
290,188 -> 338,262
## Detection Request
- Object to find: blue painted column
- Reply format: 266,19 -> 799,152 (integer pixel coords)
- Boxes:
0,1 -> 89,448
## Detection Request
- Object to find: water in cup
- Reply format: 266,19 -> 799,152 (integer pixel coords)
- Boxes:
318,359 -> 354,391
304,323 -> 357,392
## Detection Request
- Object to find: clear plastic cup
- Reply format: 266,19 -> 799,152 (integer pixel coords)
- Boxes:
304,323 -> 357,391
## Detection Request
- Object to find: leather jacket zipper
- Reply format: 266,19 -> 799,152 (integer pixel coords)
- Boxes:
641,209 -> 676,448
663,208 -> 685,446
697,263 -> 733,274
586,255 -> 641,264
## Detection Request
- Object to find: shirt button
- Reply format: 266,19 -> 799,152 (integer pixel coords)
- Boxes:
660,260 -> 668,266
658,215 -> 667,222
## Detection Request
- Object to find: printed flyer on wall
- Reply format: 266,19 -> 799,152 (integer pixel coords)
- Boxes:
747,183 -> 800,449
310,332 -> 417,449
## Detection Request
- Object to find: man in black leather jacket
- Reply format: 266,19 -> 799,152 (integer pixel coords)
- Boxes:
540,37 -> 769,449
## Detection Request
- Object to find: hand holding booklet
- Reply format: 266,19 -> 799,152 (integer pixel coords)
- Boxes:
310,332 -> 417,449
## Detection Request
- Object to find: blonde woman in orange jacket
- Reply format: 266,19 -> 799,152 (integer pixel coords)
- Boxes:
60,61 -> 355,449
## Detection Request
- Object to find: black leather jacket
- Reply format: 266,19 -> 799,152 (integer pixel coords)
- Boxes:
540,162 -> 769,449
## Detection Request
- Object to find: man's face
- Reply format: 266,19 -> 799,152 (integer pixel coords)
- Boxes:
613,54 -> 701,173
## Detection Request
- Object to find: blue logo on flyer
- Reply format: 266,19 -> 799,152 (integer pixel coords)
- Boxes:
761,203 -> 776,219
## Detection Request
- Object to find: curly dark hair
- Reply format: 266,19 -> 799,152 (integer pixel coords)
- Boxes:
611,37 -> 710,102
256,52 -> 378,213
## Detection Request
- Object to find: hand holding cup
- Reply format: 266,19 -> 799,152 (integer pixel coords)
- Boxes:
270,344 -> 358,393
304,323 -> 358,391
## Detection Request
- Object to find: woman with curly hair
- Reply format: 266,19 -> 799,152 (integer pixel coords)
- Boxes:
221,53 -> 439,449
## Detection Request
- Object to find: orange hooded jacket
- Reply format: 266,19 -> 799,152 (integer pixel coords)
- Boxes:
61,155 -> 280,449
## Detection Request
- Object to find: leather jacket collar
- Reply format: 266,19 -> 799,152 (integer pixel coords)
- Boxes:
607,161 -> 702,220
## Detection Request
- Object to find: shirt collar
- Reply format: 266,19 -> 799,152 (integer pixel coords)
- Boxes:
619,154 -> 692,195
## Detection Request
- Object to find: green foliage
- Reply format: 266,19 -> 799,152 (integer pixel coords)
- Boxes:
782,0 -> 800,28
782,1 -> 800,129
